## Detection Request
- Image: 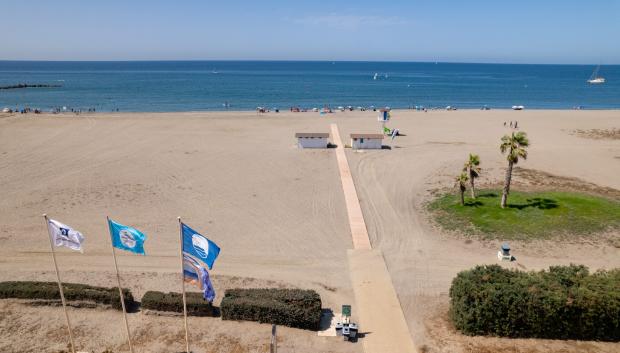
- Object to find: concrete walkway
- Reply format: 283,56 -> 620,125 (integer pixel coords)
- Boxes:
331,124 -> 417,353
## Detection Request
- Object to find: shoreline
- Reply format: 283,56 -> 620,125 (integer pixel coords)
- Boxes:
3,107 -> 620,116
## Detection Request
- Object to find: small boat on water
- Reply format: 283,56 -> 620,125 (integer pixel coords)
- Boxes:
373,73 -> 378,80
587,65 -> 605,84
512,105 -> 525,110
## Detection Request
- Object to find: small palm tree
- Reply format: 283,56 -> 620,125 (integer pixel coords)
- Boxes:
455,173 -> 469,206
499,131 -> 529,208
463,154 -> 481,199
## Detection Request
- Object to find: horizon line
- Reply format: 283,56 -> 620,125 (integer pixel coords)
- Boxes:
0,59 -> 615,66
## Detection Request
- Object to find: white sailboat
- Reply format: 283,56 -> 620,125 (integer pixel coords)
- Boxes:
373,73 -> 378,80
587,65 -> 605,84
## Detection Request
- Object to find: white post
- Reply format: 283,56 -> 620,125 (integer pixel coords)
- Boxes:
43,214 -> 76,353
178,217 -> 190,353
107,216 -> 134,353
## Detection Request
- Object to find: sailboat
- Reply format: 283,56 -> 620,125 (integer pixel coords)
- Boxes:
587,65 -> 605,84
373,73 -> 378,80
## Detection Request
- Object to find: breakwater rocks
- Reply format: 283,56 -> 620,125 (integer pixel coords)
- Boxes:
0,83 -> 62,90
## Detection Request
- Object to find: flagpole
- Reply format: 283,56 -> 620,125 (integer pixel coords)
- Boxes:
107,216 -> 134,353
178,217 -> 190,353
43,214 -> 76,353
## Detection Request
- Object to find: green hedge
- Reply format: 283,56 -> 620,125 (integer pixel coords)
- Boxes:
221,288 -> 322,330
0,281 -> 134,311
449,265 -> 620,341
141,291 -> 216,317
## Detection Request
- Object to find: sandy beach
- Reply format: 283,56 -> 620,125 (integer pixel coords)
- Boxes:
1,109 -> 619,353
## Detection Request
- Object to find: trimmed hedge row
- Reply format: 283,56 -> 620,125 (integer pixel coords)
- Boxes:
141,291 -> 216,317
221,288 -> 322,330
0,281 -> 134,310
449,264 -> 620,341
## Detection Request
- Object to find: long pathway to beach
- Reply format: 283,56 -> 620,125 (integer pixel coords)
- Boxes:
331,124 -> 417,353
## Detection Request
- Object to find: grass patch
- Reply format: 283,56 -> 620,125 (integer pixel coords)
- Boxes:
428,189 -> 620,240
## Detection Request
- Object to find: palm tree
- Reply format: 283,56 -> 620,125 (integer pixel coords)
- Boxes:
455,173 -> 469,206
463,154 -> 481,199
499,131 -> 529,208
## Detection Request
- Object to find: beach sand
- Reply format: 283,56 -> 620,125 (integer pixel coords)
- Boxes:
0,109 -> 619,352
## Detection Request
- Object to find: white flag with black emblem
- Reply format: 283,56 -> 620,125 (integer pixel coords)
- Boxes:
47,219 -> 85,252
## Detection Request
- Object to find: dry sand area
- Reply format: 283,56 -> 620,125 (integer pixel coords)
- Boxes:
1,109 -> 619,352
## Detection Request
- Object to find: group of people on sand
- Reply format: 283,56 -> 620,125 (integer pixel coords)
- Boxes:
9,106 -> 121,115
504,121 -> 519,129
11,107 -> 42,114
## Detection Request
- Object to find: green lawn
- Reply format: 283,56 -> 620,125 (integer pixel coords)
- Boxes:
428,190 -> 620,240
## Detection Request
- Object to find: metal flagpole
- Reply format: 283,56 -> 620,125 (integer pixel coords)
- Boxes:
178,217 -> 190,353
107,216 -> 134,353
43,214 -> 76,353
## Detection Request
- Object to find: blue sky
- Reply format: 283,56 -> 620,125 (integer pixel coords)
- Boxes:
2,0 -> 619,64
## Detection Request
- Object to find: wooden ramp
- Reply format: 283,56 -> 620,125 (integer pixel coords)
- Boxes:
331,123 -> 417,353
330,123 -> 372,250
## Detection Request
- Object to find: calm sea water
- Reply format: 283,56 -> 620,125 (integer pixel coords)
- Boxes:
1,61 -> 619,112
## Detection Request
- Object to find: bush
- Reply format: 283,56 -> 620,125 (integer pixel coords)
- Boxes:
141,291 -> 216,317
0,281 -> 134,311
221,288 -> 322,330
449,265 -> 620,341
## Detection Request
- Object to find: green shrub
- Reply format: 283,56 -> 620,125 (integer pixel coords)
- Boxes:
449,265 -> 620,341
0,281 -> 134,311
141,291 -> 216,317
221,288 -> 322,330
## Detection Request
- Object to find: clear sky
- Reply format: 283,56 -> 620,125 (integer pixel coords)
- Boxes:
2,0 -> 619,64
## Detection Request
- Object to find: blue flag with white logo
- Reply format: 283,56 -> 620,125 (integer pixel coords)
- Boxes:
181,222 -> 220,269
108,218 -> 147,255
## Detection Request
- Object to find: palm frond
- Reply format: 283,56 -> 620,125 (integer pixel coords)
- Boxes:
514,132 -> 530,146
455,173 -> 469,188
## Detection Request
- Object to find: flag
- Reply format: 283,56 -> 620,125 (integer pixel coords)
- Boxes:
47,219 -> 84,252
183,254 -> 216,302
181,223 -> 220,269
107,218 -> 147,255
200,267 -> 216,302
183,254 -> 201,283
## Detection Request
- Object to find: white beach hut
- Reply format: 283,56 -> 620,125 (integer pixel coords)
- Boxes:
295,132 -> 330,149
350,133 -> 383,150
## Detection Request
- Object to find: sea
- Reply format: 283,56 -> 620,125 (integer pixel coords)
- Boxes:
1,61 -> 619,112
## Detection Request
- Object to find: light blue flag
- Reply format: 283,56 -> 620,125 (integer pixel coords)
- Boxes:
108,218 -> 147,255
181,222 -> 220,269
